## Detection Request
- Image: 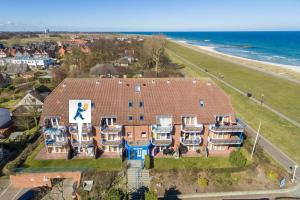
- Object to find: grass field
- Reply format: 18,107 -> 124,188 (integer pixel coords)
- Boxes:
166,41 -> 300,163
22,143 -> 122,171
166,42 -> 300,123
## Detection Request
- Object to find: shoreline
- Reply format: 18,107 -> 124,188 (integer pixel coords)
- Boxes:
173,39 -> 300,82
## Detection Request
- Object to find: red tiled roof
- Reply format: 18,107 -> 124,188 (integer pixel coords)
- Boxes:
40,78 -> 234,126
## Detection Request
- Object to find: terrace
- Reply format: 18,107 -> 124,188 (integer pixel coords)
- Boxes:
69,123 -> 92,134
151,133 -> 172,146
208,134 -> 243,145
209,123 -> 244,133
180,133 -> 202,145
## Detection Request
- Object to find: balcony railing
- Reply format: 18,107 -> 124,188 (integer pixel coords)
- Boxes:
43,126 -> 66,135
208,136 -> 243,145
71,139 -> 94,148
180,137 -> 202,145
181,124 -> 203,133
151,124 -> 173,133
209,123 -> 244,133
45,138 -> 68,147
101,125 -> 122,133
151,137 -> 172,146
69,124 -> 92,134
101,138 -> 122,146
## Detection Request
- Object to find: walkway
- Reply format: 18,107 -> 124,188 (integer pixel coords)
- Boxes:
127,160 -> 150,199
167,48 -> 300,128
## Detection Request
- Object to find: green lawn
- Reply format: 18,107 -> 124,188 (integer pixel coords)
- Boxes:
166,41 -> 300,163
22,143 -> 122,172
166,41 -> 300,124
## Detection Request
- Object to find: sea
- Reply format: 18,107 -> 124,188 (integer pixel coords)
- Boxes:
123,31 -> 300,67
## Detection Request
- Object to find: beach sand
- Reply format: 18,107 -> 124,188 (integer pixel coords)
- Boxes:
174,40 -> 300,83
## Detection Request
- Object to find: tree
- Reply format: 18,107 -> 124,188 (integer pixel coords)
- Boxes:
145,190 -> 158,200
140,35 -> 166,75
229,150 -> 247,167
106,188 -> 124,200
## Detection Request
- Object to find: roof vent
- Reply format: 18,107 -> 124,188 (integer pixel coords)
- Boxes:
192,79 -> 196,84
62,83 -> 66,88
206,82 -> 211,86
135,85 -> 141,92
96,80 -> 100,85
151,80 -> 155,84
118,80 -> 122,84
167,80 -> 170,84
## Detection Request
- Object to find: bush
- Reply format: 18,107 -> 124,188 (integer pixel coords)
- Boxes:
197,177 -> 209,188
163,148 -> 175,155
145,190 -> 158,200
179,144 -> 188,154
229,150 -> 247,167
145,155 -> 151,169
106,188 -> 124,200
267,170 -> 278,182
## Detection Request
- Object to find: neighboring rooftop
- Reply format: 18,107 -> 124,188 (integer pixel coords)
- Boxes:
40,78 -> 234,126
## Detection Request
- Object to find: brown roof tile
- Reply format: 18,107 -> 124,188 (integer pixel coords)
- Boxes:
40,78 -> 234,126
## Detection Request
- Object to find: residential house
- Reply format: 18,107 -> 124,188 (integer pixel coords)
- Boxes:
0,50 -> 7,58
39,78 -> 244,160
89,64 -> 118,77
6,63 -> 29,75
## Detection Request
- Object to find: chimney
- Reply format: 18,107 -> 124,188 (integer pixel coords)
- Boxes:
123,74 -> 127,79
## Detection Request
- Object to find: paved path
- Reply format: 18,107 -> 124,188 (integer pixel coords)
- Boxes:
167,48 -> 300,129
0,183 -> 28,200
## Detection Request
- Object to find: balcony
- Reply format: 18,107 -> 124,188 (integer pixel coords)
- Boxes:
101,138 -> 122,146
69,124 -> 92,134
45,138 -> 68,147
181,124 -> 203,133
151,137 -> 172,146
151,124 -> 173,133
101,125 -> 122,133
180,136 -> 202,145
71,139 -> 94,148
209,123 -> 244,133
43,126 -> 66,135
208,136 -> 243,145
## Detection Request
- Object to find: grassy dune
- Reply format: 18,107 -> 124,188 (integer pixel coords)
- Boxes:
166,41 -> 300,163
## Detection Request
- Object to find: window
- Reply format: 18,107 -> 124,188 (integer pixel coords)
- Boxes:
128,115 -> 133,121
199,100 -> 205,108
139,101 -> 144,108
128,101 -> 133,108
141,132 -> 147,138
139,115 -> 144,121
91,102 -> 95,109
127,132 -> 132,138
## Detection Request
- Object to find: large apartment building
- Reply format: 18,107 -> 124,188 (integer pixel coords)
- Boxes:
39,78 -> 244,160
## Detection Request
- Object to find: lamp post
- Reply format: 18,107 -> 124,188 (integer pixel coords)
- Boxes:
261,94 -> 264,105
251,121 -> 261,159
292,165 -> 298,183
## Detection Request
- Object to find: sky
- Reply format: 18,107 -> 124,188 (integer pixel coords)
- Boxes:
0,0 -> 300,32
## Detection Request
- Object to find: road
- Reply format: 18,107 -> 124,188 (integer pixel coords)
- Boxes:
167,48 -> 300,129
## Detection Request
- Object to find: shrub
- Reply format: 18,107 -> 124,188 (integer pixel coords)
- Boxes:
145,155 -> 151,169
106,188 -> 124,200
163,148 -> 175,155
267,170 -> 278,182
197,177 -> 209,188
229,150 -> 247,167
145,190 -> 158,200
179,144 -> 188,154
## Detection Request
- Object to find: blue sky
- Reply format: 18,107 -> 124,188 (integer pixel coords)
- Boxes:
0,0 -> 300,31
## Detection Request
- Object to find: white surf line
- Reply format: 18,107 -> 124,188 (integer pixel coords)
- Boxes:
167,48 -> 300,129
0,183 -> 12,199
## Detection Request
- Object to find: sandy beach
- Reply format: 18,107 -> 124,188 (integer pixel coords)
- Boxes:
175,40 -> 300,82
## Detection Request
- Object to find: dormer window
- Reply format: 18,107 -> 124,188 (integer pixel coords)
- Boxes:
139,115 -> 144,121
128,100 -> 133,108
199,100 -> 205,108
139,101 -> 144,108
